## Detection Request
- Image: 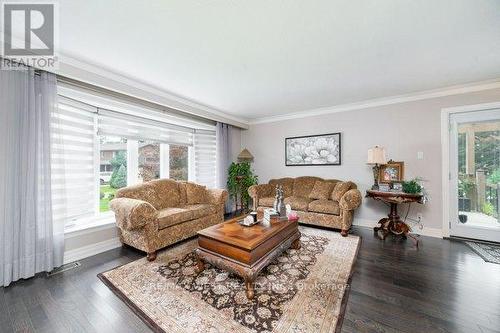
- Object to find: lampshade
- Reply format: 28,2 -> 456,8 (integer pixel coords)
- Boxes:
237,148 -> 254,162
367,146 -> 387,165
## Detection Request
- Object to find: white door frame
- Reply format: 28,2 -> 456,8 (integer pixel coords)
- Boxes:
441,101 -> 500,238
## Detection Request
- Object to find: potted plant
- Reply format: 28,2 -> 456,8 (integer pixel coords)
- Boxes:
227,162 -> 258,212
402,178 -> 423,194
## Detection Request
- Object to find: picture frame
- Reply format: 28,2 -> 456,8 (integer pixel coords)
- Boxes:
391,181 -> 403,192
378,160 -> 404,183
378,183 -> 391,192
285,132 -> 341,166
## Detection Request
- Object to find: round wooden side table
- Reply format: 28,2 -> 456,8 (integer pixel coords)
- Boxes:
366,190 -> 423,247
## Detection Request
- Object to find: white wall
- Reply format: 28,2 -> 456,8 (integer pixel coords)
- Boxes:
242,88 -> 500,234
230,126 -> 242,162
64,224 -> 120,264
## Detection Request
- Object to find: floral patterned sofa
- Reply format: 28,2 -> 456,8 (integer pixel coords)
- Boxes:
110,179 -> 228,261
248,176 -> 361,236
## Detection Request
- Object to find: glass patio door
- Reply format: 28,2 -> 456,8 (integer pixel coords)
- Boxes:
449,109 -> 500,242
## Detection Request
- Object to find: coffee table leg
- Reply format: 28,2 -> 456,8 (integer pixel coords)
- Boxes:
195,251 -> 205,274
245,279 -> 255,300
291,238 -> 301,250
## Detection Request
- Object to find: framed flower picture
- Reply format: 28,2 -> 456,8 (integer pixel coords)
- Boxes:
378,160 -> 404,183
285,133 -> 341,166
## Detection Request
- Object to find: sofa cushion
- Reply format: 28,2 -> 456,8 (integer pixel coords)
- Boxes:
186,182 -> 208,204
284,196 -> 312,211
116,179 -> 180,210
309,181 -> 336,200
157,204 -> 216,229
258,196 -> 275,207
331,181 -> 353,201
308,200 -> 340,215
153,179 -> 182,209
269,178 -> 294,197
293,176 -> 322,198
178,182 -> 188,205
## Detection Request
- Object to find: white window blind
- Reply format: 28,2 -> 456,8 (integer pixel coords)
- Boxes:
194,129 -> 217,188
51,84 -> 219,230
98,109 -> 194,146
51,96 -> 98,226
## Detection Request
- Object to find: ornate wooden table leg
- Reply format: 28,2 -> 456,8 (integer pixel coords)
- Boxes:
374,217 -> 390,239
374,217 -> 388,232
245,279 -> 255,300
291,238 -> 301,250
147,251 -> 157,261
194,249 -> 205,274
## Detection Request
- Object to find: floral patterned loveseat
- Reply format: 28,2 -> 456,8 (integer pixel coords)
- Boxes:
248,176 -> 361,236
110,179 -> 228,261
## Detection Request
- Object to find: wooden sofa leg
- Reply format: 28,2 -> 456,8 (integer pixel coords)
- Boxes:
147,251 -> 157,261
341,229 -> 349,237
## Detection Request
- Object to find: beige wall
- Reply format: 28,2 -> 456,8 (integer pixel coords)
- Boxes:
242,88 -> 500,233
230,126 -> 242,162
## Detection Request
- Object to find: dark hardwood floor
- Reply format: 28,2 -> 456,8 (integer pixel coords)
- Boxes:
1,226 -> 499,333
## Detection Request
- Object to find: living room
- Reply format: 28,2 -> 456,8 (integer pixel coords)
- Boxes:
1,1 -> 500,333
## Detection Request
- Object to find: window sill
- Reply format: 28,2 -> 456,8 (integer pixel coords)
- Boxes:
64,213 -> 117,239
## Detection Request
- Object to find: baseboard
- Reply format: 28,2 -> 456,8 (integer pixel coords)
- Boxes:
353,218 -> 443,238
63,237 -> 122,264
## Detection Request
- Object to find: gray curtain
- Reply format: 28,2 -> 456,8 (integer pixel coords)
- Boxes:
0,68 -> 64,287
216,122 -> 232,212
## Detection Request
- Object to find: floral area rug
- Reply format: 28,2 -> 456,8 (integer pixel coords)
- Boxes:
98,227 -> 360,333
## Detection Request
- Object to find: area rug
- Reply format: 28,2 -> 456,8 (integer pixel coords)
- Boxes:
98,227 -> 360,333
466,241 -> 500,264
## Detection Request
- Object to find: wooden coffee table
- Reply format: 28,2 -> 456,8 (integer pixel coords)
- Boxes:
195,217 -> 301,299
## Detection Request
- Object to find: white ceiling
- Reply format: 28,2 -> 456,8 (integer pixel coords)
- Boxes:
58,0 -> 500,120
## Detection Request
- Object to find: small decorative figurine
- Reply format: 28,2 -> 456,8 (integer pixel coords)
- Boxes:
275,185 -> 286,217
273,186 -> 280,212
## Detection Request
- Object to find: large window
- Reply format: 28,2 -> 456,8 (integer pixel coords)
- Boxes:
52,88 -> 217,229
138,140 -> 161,183
97,139 -> 192,213
169,145 -> 189,181
99,136 -> 127,212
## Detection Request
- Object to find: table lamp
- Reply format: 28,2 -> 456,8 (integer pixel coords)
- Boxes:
367,146 -> 387,190
237,148 -> 254,163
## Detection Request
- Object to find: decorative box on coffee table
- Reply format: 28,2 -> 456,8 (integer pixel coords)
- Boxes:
195,216 -> 301,299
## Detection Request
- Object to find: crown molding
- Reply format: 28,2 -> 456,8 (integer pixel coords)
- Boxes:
249,79 -> 500,125
54,54 -> 250,129
49,53 -> 500,128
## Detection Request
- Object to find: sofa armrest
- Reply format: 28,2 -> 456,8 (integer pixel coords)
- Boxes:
248,184 -> 273,199
339,189 -> 362,211
206,188 -> 229,206
248,184 -> 273,211
110,198 -> 157,230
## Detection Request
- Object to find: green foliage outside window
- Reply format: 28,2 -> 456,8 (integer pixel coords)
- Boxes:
111,164 -> 127,189
482,202 -> 495,216
109,151 -> 127,189
488,168 -> 500,184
